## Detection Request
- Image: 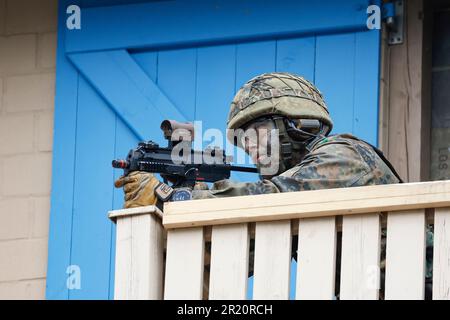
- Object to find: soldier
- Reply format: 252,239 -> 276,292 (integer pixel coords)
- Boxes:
115,72 -> 422,299
115,72 -> 401,203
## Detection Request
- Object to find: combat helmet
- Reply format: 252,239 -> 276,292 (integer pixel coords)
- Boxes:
227,72 -> 332,132
227,72 -> 333,174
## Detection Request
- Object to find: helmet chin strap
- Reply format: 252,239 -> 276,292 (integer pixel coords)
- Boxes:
269,117 -> 322,176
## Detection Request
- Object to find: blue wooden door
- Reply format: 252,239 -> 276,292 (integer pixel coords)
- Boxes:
47,0 -> 381,299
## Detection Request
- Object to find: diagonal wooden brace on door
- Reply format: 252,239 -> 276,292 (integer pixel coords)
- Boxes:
68,50 -> 187,141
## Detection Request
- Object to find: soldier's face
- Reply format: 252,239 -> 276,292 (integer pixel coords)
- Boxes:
242,120 -> 280,174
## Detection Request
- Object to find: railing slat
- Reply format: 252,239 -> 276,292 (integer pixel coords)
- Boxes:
114,213 -> 164,299
433,207 -> 450,300
253,221 -> 291,299
340,213 -> 381,300
385,209 -> 426,300
164,228 -> 205,299
296,217 -> 336,300
209,224 -> 249,300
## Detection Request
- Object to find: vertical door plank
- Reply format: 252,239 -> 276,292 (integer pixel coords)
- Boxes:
433,207 -> 450,300
70,77 -> 117,299
276,37 -> 316,81
296,217 -> 337,300
340,213 -> 381,300
253,221 -> 292,299
209,224 -> 250,300
353,30 -> 380,145
234,41 -> 276,182
158,48 -> 197,120
46,0 -> 80,297
235,40 -> 276,88
385,209 -> 426,300
164,228 -> 205,299
196,44 -> 236,132
315,33 -> 355,135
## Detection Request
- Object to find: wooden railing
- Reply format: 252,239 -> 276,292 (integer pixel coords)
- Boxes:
109,180 -> 450,300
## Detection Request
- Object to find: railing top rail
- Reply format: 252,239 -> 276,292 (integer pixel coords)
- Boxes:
109,205 -> 162,222
162,180 -> 450,229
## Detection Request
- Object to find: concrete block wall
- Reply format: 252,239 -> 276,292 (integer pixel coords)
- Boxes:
0,0 -> 57,299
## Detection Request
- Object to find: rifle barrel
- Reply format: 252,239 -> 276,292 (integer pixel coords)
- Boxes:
228,165 -> 258,173
112,159 -> 129,169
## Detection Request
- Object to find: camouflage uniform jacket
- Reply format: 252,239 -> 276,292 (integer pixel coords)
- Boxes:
192,133 -> 400,200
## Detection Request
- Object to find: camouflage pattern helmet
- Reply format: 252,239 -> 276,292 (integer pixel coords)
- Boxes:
227,72 -> 333,133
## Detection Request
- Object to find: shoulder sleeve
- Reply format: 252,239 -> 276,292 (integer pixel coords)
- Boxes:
271,141 -> 370,192
192,178 -> 281,200
192,138 -> 374,199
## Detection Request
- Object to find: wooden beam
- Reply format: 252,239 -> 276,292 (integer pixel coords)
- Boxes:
163,180 -> 450,229
66,0 -> 370,53
381,0 -> 432,182
378,25 -> 390,153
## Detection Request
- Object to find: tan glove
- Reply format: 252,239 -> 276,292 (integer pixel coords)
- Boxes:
114,171 -> 160,208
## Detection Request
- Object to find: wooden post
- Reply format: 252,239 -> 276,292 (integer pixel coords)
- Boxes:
109,206 -> 164,300
380,0 -> 432,182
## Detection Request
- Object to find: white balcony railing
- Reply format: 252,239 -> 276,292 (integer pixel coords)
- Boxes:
109,180 -> 450,300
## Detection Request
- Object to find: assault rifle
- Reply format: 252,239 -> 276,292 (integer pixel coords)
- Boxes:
112,120 -> 257,188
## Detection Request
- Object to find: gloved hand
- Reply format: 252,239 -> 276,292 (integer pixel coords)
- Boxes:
114,171 -> 161,208
193,181 -> 209,191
